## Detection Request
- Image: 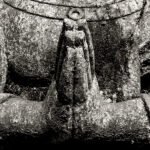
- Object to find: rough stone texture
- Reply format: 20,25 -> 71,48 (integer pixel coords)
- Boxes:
0,0 -> 144,101
72,98 -> 150,142
138,0 -> 150,45
0,82 -> 72,143
1,0 -> 64,101
89,12 -> 141,101
138,0 -> 150,92
0,26 -> 7,93
0,0 -> 7,93
140,41 -> 150,77
0,0 -> 150,144
0,92 -> 150,143
140,40 -> 150,92
3,0 -> 144,21
0,81 -> 73,143
56,17 -> 97,104
0,98 -> 47,135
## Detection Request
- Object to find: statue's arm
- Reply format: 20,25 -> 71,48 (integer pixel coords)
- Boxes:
83,22 -> 95,77
0,27 -> 7,93
55,24 -> 65,83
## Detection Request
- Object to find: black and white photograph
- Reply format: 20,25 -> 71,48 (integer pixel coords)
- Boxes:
0,0 -> 150,148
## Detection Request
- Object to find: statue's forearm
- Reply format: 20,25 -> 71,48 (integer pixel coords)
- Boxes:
83,23 -> 95,77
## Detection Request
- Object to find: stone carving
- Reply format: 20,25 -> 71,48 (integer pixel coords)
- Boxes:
0,0 -> 150,144
1,0 -> 144,101
56,8 -> 97,104
4,0 -> 144,21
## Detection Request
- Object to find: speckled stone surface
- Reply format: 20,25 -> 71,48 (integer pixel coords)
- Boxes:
0,0 -> 144,101
0,0 -> 150,144
0,26 -> 7,93
0,92 -> 150,143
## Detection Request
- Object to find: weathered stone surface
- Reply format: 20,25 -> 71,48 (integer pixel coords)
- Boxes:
89,12 -> 141,101
3,11 -> 62,79
72,98 -> 150,142
0,26 -> 7,93
138,0 -> 150,92
0,0 -> 7,93
142,94 -> 150,112
0,98 -> 47,135
0,0 -> 150,144
140,41 -> 150,77
56,16 -> 97,104
3,0 -> 144,21
0,81 -> 73,143
30,0 -> 123,6
138,0 -> 150,44
139,40 -> 150,93
0,91 -> 150,143
1,0 -> 144,101
0,81 -> 72,142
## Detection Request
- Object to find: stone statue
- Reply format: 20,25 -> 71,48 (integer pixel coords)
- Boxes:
0,0 -> 150,144
1,0 -> 144,102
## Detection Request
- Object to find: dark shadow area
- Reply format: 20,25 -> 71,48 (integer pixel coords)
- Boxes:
0,134 -> 149,149
6,64 -> 51,87
88,21 -> 128,94
141,73 -> 150,93
4,64 -> 51,101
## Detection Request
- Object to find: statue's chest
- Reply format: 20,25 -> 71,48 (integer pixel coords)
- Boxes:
3,0 -> 143,78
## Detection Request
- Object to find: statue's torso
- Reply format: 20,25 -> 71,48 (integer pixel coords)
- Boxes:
2,0 -> 143,101
3,0 -> 143,78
